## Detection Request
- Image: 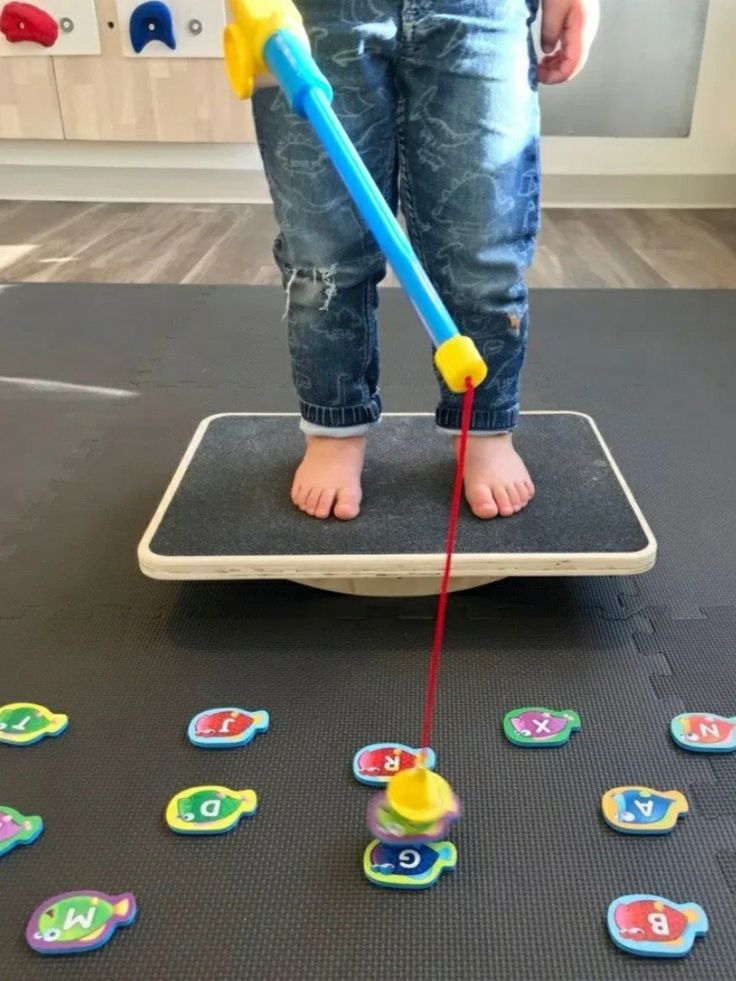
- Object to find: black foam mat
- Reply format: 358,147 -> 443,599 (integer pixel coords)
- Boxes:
149,413 -> 648,558
1,284 -> 736,980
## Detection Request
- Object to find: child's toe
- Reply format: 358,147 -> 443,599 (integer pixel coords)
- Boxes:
314,488 -> 336,519
507,483 -> 522,512
514,481 -> 532,508
303,486 -> 321,515
492,485 -> 515,517
466,483 -> 499,519
334,486 -> 361,521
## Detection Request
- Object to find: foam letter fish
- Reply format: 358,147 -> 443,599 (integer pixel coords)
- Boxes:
188,707 -> 269,748
601,786 -> 688,835
670,713 -> 736,753
26,890 -> 137,955
0,805 -> 43,858
366,789 -> 460,845
502,707 -> 580,747
0,702 -> 68,746
607,895 -> 708,958
165,785 -> 258,835
352,743 -> 436,786
364,840 -> 457,890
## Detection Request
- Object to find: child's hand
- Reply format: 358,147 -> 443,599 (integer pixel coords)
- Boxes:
538,0 -> 600,84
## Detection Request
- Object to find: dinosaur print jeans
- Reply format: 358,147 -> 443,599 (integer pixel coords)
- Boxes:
253,0 -> 540,435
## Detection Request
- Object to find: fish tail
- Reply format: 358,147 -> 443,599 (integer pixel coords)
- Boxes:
254,711 -> 270,727
671,791 -> 689,811
682,904 -> 708,929
49,714 -> 68,732
113,896 -> 133,919
436,842 -> 457,866
238,790 -> 258,812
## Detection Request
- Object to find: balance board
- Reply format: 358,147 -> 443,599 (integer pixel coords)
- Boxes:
138,411 -> 656,595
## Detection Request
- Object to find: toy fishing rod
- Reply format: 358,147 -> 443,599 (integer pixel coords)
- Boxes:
223,0 -> 487,395
224,0 -> 471,827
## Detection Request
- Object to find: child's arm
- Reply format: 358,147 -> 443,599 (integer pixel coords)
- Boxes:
538,0 -> 600,85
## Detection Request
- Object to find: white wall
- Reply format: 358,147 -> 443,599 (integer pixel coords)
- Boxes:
1,0 -> 734,206
543,0 -> 735,176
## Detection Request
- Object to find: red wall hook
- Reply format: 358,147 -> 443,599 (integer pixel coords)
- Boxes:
0,2 -> 59,47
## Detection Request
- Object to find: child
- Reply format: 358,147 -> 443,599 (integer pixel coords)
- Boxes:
253,0 -> 599,520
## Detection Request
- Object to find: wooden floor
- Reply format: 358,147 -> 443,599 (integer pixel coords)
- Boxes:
0,200 -> 734,288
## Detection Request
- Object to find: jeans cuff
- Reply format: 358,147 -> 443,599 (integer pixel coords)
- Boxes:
435,404 -> 519,433
300,419 -> 377,438
299,394 -> 381,433
438,427 -> 512,437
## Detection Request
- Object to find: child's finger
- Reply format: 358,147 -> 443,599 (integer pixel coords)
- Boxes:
561,4 -> 587,80
538,6 -> 583,84
540,0 -> 566,54
537,52 -> 575,85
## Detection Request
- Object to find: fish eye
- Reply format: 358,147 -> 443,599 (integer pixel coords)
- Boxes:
182,812 -> 195,821
43,928 -> 61,942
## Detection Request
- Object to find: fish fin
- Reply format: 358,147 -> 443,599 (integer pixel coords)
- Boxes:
682,905 -> 705,925
81,926 -> 107,944
114,898 -> 131,918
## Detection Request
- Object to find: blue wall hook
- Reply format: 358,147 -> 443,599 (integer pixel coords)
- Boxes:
130,1 -> 176,53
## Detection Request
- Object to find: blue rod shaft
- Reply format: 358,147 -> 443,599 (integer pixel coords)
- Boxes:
302,88 -> 458,348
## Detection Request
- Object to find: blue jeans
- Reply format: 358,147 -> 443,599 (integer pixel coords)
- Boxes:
253,0 -> 540,435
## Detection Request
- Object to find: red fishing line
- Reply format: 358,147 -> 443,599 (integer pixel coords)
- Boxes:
420,377 -> 475,752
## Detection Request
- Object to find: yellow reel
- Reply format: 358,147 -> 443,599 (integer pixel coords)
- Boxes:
224,0 -> 309,101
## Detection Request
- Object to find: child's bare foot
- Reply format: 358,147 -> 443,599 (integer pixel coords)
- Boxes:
291,435 -> 366,520
456,433 -> 535,519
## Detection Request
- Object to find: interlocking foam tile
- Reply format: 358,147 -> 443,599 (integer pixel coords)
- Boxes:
2,608 -> 733,980
0,396 -> 104,560
717,849 -> 736,896
2,286 -> 736,979
0,283 -> 210,387
0,284 -> 216,570
690,775 -> 736,821
638,607 -> 736,825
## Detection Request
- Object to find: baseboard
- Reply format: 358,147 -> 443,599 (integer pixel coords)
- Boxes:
542,173 -> 736,208
1,165 -> 734,208
0,165 -> 272,204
